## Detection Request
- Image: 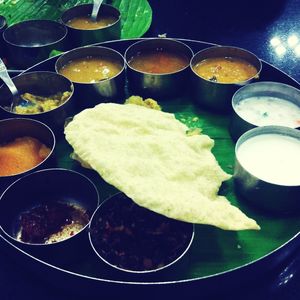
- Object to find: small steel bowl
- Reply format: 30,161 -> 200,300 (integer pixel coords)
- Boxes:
230,81 -> 300,141
0,15 -> 7,57
190,46 -> 262,112
124,38 -> 194,99
61,3 -> 121,48
89,193 -> 194,274
55,46 -> 125,108
234,126 -> 300,214
0,118 -> 55,193
0,168 -> 100,262
0,71 -> 74,131
3,19 -> 68,69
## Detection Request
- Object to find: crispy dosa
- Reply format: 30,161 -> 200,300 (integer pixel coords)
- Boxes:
65,103 -> 259,231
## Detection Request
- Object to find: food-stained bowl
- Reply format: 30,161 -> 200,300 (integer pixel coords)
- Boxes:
124,38 -> 194,99
234,126 -> 300,214
0,168 -> 100,262
190,46 -> 262,112
230,81 -> 300,141
89,193 -> 194,274
2,19 -> 68,69
55,46 -> 125,108
61,3 -> 121,48
0,118 -> 55,193
0,71 -> 74,131
0,15 -> 7,57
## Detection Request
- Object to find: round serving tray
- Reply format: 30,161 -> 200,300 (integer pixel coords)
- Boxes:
0,39 -> 300,297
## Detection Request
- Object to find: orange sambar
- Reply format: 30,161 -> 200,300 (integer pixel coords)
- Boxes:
128,49 -> 190,74
67,15 -> 117,30
193,57 -> 258,83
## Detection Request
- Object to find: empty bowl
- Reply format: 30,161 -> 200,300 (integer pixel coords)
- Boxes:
3,19 -> 68,69
190,46 -> 262,112
55,46 -> 125,108
124,38 -> 194,98
234,126 -> 300,213
89,193 -> 194,274
230,81 -> 300,141
0,118 -> 55,192
0,71 -> 74,131
0,168 -> 100,261
61,3 -> 121,48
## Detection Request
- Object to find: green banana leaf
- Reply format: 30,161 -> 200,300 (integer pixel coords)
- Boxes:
0,0 -> 152,38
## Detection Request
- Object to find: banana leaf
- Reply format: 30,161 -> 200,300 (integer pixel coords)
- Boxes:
0,0 -> 152,38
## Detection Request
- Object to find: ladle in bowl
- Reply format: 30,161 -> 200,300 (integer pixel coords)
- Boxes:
0,58 -> 27,111
91,0 -> 104,21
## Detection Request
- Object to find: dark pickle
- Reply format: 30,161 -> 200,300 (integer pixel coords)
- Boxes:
19,202 -> 89,244
91,194 -> 192,272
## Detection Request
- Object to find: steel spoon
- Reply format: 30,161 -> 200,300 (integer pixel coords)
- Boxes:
91,0 -> 104,22
0,58 -> 27,112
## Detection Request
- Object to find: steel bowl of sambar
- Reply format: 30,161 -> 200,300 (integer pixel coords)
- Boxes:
190,46 -> 262,112
124,38 -> 194,99
55,46 -> 125,109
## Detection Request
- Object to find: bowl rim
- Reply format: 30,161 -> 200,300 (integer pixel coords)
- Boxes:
61,3 -> 121,32
88,192 -> 195,274
0,167 -> 100,246
190,45 -> 262,85
124,37 -> 194,76
54,45 -> 126,84
2,19 -> 68,48
0,117 -> 56,178
0,71 -> 74,116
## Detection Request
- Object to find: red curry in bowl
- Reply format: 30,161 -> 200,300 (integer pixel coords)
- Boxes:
89,193 -> 194,273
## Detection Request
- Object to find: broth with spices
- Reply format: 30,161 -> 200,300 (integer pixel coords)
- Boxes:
193,57 -> 258,83
128,49 -> 190,74
67,15 -> 117,30
59,56 -> 123,83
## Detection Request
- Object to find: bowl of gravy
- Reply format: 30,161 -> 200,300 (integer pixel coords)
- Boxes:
190,46 -> 262,112
125,38 -> 194,99
55,46 -> 125,108
61,4 -> 121,48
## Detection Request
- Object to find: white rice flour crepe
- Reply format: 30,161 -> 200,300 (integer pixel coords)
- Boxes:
65,103 -> 259,231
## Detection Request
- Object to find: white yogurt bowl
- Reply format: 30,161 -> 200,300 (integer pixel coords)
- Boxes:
230,81 -> 300,141
234,126 -> 300,214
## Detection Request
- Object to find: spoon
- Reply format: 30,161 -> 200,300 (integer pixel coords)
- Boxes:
0,58 -> 28,112
91,0 -> 104,22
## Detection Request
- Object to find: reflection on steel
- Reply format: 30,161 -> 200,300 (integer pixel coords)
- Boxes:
275,44 -> 287,56
269,34 -> 300,58
270,37 -> 281,47
294,45 -> 300,57
287,35 -> 299,48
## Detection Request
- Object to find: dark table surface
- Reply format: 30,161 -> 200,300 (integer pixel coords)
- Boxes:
1,0 -> 300,299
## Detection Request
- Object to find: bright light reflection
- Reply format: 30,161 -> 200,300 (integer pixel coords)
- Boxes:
287,35 -> 299,48
294,44 -> 300,56
275,45 -> 287,56
270,37 -> 281,47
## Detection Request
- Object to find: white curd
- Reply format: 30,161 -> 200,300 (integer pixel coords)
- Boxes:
235,96 -> 300,128
237,134 -> 300,186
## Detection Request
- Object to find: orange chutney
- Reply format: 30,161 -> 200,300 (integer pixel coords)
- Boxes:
128,49 -> 189,74
193,57 -> 258,83
0,137 -> 51,176
67,15 -> 117,30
